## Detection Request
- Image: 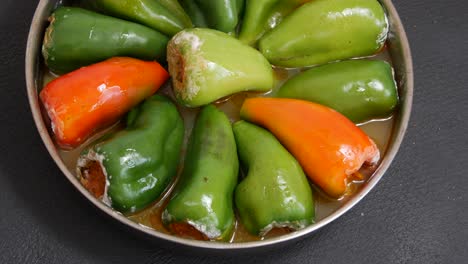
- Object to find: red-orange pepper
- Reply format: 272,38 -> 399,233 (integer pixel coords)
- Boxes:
240,98 -> 380,198
40,57 -> 169,149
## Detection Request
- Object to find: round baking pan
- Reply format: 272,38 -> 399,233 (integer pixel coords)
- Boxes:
25,0 -> 413,250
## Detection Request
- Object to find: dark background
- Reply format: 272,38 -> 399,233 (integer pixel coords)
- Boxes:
1,0 -> 467,263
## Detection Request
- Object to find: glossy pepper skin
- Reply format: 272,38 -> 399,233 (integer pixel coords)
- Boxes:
77,95 -> 184,214
277,60 -> 398,123
179,0 -> 208,28
162,105 -> 238,241
179,0 -> 242,33
82,0 -> 192,36
42,7 -> 169,74
258,0 -> 388,67
240,98 -> 380,198
233,121 -> 314,236
239,0 -> 310,46
236,0 -> 245,19
40,57 -> 169,149
167,28 -> 274,107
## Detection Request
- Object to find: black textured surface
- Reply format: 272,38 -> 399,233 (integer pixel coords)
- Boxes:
1,0 -> 467,263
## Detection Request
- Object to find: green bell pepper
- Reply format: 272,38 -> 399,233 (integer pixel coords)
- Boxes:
277,60 -> 398,123
236,0 -> 245,18
233,121 -> 314,236
162,105 -> 238,241
77,95 -> 184,214
179,0 -> 242,33
42,7 -> 169,74
167,28 -> 274,107
239,0 -> 310,46
82,0 -> 192,36
259,0 -> 388,67
179,0 -> 208,28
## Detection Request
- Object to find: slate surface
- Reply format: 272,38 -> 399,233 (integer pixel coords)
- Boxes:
0,0 -> 467,263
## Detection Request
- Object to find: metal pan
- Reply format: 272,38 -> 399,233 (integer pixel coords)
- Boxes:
25,0 -> 413,250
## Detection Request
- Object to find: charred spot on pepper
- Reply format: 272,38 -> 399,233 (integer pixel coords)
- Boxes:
168,28 -> 274,107
167,44 -> 185,89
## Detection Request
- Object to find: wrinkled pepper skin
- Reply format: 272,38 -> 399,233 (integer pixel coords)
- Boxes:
77,95 -> 184,214
258,0 -> 388,67
239,0 -> 310,46
277,60 -> 398,123
162,105 -> 238,241
233,121 -> 314,236
40,57 -> 169,149
83,0 -> 192,36
167,28 -> 274,107
42,7 -> 169,74
240,98 -> 380,198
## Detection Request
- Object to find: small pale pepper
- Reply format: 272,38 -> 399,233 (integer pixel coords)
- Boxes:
162,105 -> 238,241
240,98 -> 380,198
40,57 -> 169,149
233,121 -> 314,236
42,7 -> 169,74
167,28 -> 274,107
258,0 -> 388,67
77,95 -> 184,214
82,0 -> 193,36
239,0 -> 311,46
179,0 -> 242,33
277,60 -> 399,123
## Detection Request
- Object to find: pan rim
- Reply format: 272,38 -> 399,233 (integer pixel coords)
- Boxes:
25,0 -> 413,250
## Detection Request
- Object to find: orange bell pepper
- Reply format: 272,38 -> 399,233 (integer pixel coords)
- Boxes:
240,98 -> 380,198
40,57 -> 169,149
